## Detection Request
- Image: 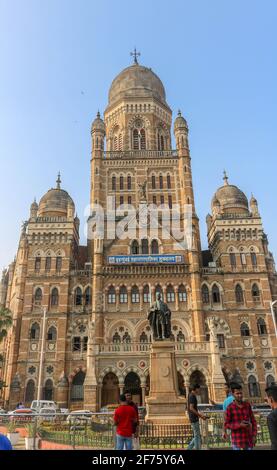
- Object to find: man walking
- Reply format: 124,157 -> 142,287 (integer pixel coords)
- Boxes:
187,384 -> 208,450
224,383 -> 257,450
114,394 -> 137,450
265,384 -> 277,450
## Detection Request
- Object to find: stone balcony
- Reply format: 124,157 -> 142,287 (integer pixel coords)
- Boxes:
103,264 -> 189,276
97,341 -> 210,355
103,150 -> 178,160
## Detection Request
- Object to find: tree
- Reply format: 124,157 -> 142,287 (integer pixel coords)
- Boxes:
0,307 -> 12,343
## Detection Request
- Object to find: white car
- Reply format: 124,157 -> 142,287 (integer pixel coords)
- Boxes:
31,400 -> 58,413
66,410 -> 93,424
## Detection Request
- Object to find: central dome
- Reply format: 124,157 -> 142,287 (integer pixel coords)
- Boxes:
108,64 -> 167,106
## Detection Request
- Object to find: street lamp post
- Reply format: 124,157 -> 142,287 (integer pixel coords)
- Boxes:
37,306 -> 47,401
270,300 -> 277,339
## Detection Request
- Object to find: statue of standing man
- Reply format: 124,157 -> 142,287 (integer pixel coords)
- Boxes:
148,292 -> 172,340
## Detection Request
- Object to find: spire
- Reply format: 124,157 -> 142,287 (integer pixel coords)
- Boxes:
56,172 -> 61,189
130,47 -> 141,65
97,110 -> 100,119
223,170 -> 229,186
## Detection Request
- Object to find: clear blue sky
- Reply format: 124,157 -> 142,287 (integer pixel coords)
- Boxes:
0,0 -> 276,270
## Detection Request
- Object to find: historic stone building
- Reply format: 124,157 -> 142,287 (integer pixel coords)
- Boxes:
1,56 -> 277,410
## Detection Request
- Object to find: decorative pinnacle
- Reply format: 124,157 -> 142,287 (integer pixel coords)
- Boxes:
130,47 -> 141,65
56,172 -> 61,189
223,170 -> 229,186
97,110 -> 100,119
177,110 -> 182,116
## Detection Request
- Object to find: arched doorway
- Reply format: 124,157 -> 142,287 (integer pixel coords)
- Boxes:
25,379 -> 35,405
101,373 -> 119,407
70,370 -> 85,402
178,372 -> 186,396
124,372 -> 142,406
43,379 -> 54,400
145,374 -> 150,397
189,370 -> 209,403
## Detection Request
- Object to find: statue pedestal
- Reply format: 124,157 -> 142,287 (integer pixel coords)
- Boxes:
145,341 -> 186,424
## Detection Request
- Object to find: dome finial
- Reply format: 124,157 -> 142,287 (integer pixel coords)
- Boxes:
56,172 -> 61,189
177,109 -> 182,117
130,47 -> 141,65
97,110 -> 100,119
223,170 -> 229,186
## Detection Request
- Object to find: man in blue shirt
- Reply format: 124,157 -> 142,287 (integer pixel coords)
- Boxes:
223,383 -> 235,412
0,433 -> 12,450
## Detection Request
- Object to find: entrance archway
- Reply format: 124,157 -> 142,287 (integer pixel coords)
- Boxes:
25,379 -> 35,405
124,372 -> 142,405
43,379 -> 54,400
101,373 -> 119,407
189,370 -> 209,403
70,370 -> 85,402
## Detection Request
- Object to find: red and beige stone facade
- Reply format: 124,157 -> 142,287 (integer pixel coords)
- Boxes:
0,60 -> 276,411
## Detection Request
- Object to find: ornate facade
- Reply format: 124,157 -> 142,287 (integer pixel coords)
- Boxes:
1,58 -> 277,410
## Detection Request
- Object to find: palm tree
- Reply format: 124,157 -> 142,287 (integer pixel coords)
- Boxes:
0,307 -> 12,343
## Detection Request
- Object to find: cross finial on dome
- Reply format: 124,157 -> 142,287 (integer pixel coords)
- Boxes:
177,110 -> 182,116
223,170 -> 229,186
56,172 -> 61,189
130,47 -> 141,64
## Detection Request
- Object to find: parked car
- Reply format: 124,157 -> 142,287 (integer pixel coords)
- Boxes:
31,400 -> 58,412
8,408 -> 37,422
38,407 -> 57,421
66,410 -> 93,424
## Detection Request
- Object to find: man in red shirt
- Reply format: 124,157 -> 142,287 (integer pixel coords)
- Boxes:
224,383 -> 257,450
114,394 -> 137,450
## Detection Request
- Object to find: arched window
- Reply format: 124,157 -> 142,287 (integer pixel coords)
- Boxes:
119,286 -> 128,304
47,326 -> 57,341
212,285 -> 220,303
74,287 -> 82,306
120,175 -> 124,190
168,195 -> 172,209
25,380 -> 35,403
155,285 -> 163,299
166,285 -> 175,303
122,331 -> 131,343
252,284 -> 260,303
251,252 -> 257,267
43,379 -> 53,400
131,240 -> 139,255
45,256 -> 51,271
140,332 -> 148,343
202,285 -> 209,304
248,375 -> 260,397
112,176 -> 116,191
159,175 -> 163,189
34,288 -> 42,305
177,330 -> 185,342
71,371 -> 85,402
151,239 -> 159,254
160,135 -> 164,150
107,286 -> 116,304
167,174 -> 171,189
30,323 -> 40,340
140,129 -> 146,149
35,257 -> 41,272
230,253 -> 236,267
51,288 -> 59,306
143,285 -> 150,303
141,239 -> 149,254
56,257 -> 62,272
178,285 -> 187,302
118,134 -> 122,150
257,318 -> 267,335
240,322 -> 250,337
152,175 -> 156,189
127,175 -> 131,190
133,129 -> 139,150
266,375 -> 275,387
112,332 -> 121,343
235,284 -> 244,303
131,286 -> 140,303
84,287 -> 91,306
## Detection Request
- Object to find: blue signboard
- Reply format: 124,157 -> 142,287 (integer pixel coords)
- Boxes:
107,254 -> 184,264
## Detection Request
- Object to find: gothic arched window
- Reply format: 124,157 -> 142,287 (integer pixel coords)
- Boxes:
127,175 -> 131,190
140,332 -> 148,343
113,136 -> 118,150
202,285 -> 209,304
120,175 -> 124,190
212,285 -> 220,303
140,129 -> 146,149
84,287 -> 91,306
30,323 -> 40,340
152,175 -> 156,189
151,239 -> 159,254
257,318 -> 267,335
177,330 -> 185,342
178,285 -> 187,302
143,285 -> 150,303
133,129 -> 139,150
50,288 -> 59,307
155,285 -> 163,299
74,287 -> 82,306
122,331 -> 131,343
240,322 -> 250,337
159,175 -> 163,189
119,286 -> 128,304
235,284 -> 244,303
141,239 -> 149,255
166,285 -> 175,303
34,288 -> 42,305
107,286 -> 116,304
112,176 -> 116,191
112,332 -> 121,343
248,375 -> 260,397
47,326 -> 57,341
131,286 -> 140,303
167,174 -> 171,189
131,240 -> 139,255
252,284 -> 260,303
